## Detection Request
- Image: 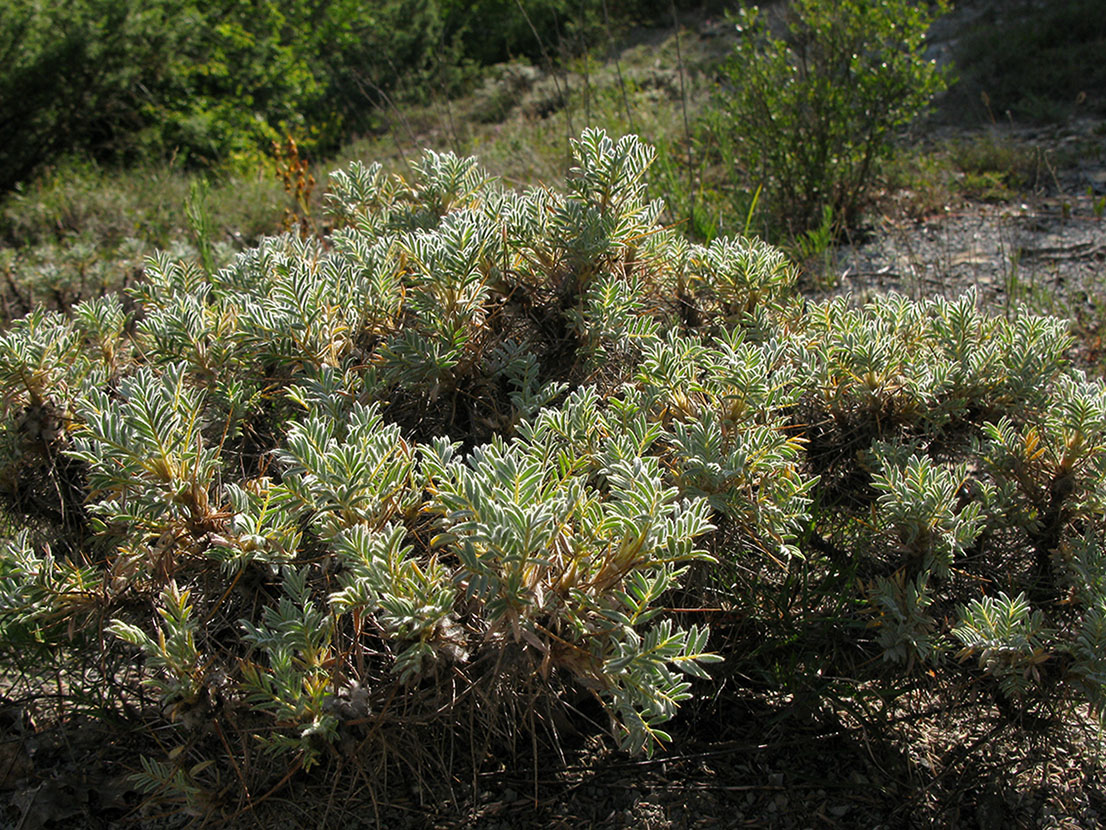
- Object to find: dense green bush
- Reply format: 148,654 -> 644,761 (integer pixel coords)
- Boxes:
0,0 -> 708,193
2,130 -> 1105,817
0,0 -> 470,188
0,0 -> 331,187
705,0 -> 949,237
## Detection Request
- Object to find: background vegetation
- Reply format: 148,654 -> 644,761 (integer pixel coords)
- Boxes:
0,0 -> 709,191
946,0 -> 1106,124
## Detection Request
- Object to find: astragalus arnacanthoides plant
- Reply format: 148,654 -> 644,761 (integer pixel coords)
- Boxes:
2,129 -> 1106,819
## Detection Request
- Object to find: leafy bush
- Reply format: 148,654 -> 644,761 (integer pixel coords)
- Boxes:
0,0 -> 710,193
2,130 -> 1106,817
0,0 -> 328,187
0,0 -> 483,188
705,0 -> 950,236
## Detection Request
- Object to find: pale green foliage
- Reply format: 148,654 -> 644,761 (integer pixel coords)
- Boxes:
800,290 -> 1072,431
687,236 -> 795,320
209,479 -> 301,574
70,364 -> 219,539
1057,531 -> 1106,723
64,130 -> 740,767
423,407 -> 717,753
870,571 -> 938,668
603,614 -> 720,753
71,294 -> 129,372
487,340 -> 568,422
404,149 -> 494,229
329,523 -> 456,685
557,130 -> 662,277
0,531 -> 99,644
646,329 -> 813,558
567,269 -> 660,365
0,309 -> 78,394
867,450 -> 984,666
953,592 -> 1052,701
130,751 -> 217,819
1072,599 -> 1106,725
325,160 -> 400,233
276,403 -> 419,539
788,291 -> 1106,692
980,371 -> 1106,526
383,210 -> 501,388
238,568 -> 337,769
108,582 -> 205,711
870,451 -> 984,577
6,129 -> 1106,808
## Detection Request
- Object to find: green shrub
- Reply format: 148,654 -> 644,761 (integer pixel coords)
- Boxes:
704,0 -> 950,237
0,0 -> 710,193
0,0 -> 477,189
0,1 -> 325,187
2,130 -> 1105,817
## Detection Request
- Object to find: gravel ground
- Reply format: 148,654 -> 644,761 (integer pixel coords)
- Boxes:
831,120 -> 1106,314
